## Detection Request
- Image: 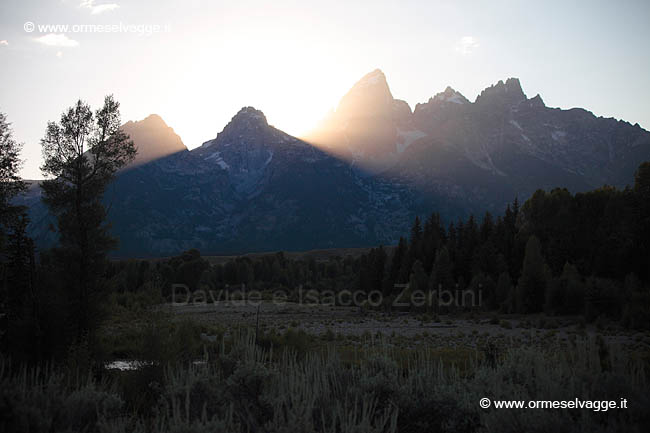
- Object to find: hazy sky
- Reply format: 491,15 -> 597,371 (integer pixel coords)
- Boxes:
1,0 -> 649,179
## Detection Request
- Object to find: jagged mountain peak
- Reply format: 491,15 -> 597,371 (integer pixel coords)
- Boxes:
229,106 -> 268,126
476,77 -> 527,105
355,68 -> 388,88
347,69 -> 391,96
120,114 -> 186,166
122,113 -> 168,129
141,113 -> 166,124
335,69 -> 395,119
431,86 -> 470,105
504,77 -> 523,93
527,94 -> 546,108
199,106 -> 270,150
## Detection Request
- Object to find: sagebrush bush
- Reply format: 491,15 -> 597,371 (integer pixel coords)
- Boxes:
0,362 -> 123,433
1,332 -> 647,433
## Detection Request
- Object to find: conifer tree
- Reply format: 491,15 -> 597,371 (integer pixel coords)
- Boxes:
495,272 -> 512,311
517,235 -> 547,313
429,246 -> 454,313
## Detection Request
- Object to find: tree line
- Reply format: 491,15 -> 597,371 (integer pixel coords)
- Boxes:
358,164 -> 650,325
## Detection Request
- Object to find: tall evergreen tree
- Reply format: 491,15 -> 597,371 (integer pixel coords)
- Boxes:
512,196 -> 520,221
560,262 -> 584,314
409,215 -> 423,261
422,212 -> 443,273
407,260 -> 428,311
429,246 -> 454,293
633,162 -> 650,281
495,272 -> 512,311
390,237 -> 412,284
517,235 -> 547,313
480,211 -> 494,243
389,236 -> 408,287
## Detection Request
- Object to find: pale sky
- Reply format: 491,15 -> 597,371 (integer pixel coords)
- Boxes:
1,0 -> 649,179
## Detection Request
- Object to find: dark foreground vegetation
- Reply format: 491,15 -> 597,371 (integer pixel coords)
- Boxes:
1,100 -> 649,432
2,331 -> 649,433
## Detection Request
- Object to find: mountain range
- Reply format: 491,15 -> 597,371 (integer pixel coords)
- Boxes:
21,70 -> 650,256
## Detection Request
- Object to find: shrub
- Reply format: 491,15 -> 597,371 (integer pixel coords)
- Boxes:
2,331 -> 648,433
323,328 -> 336,342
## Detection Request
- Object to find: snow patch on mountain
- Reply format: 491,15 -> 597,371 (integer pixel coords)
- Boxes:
447,94 -> 466,104
205,151 -> 231,170
509,119 -> 523,131
264,150 -> 274,165
551,130 -> 567,141
396,128 -> 426,153
431,87 -> 469,105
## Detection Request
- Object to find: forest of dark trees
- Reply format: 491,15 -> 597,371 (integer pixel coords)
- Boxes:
99,161 -> 650,331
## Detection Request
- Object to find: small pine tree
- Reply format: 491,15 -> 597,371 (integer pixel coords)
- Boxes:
517,236 -> 547,313
409,216 -> 423,261
388,237 -> 407,288
408,260 -> 428,311
495,272 -> 512,311
561,262 -> 584,314
428,247 -> 454,313
429,246 -> 454,292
